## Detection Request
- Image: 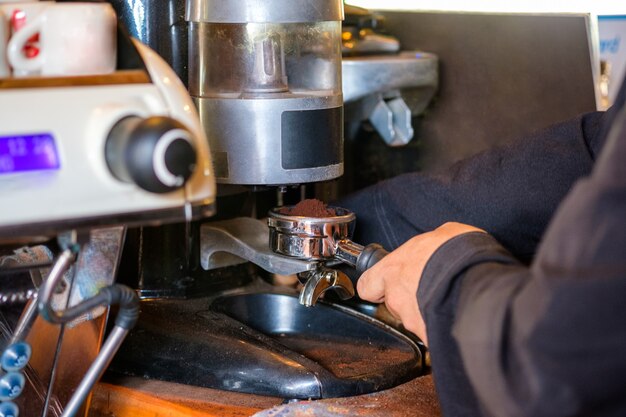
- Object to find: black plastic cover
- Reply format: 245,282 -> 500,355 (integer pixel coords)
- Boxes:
110,290 -> 422,399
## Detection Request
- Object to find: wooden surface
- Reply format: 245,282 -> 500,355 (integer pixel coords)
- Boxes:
88,375 -> 441,417
90,384 -> 221,417
88,377 -> 282,417
0,70 -> 150,89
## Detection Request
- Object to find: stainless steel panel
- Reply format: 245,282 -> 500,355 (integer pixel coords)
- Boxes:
194,95 -> 343,185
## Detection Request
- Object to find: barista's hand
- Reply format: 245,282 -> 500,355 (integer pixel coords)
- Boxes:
357,222 -> 485,345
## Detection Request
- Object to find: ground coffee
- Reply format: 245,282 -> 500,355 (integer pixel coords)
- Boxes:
279,199 -> 336,217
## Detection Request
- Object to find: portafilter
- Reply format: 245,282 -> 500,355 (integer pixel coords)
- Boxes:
268,206 -> 388,275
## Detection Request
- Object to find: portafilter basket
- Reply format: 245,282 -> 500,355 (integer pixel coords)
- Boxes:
268,206 -> 388,273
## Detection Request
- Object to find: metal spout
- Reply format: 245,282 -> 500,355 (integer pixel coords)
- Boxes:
297,268 -> 355,307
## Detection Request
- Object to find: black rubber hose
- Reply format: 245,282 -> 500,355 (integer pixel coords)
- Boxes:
53,284 -> 139,329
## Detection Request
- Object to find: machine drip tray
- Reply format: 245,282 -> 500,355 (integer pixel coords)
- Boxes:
109,290 -> 424,399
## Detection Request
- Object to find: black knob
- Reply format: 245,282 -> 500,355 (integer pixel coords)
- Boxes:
356,243 -> 389,274
106,116 -> 197,193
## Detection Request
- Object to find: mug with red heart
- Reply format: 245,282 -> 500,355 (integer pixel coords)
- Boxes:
0,1 -> 51,77
7,2 -> 117,77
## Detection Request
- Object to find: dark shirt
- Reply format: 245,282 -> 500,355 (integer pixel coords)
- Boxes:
340,82 -> 626,416
339,111 -> 606,263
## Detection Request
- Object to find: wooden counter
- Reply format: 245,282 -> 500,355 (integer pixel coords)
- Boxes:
88,375 -> 441,417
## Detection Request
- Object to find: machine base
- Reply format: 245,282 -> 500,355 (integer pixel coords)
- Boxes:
109,285 -> 424,399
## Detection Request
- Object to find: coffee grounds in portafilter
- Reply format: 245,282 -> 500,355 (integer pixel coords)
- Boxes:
279,199 -> 337,217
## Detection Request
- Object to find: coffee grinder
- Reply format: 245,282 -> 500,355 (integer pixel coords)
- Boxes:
186,0 -> 377,303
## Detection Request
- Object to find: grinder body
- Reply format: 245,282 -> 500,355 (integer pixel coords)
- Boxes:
186,0 -> 345,186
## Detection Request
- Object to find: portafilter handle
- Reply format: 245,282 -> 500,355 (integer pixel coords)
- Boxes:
335,240 -> 389,274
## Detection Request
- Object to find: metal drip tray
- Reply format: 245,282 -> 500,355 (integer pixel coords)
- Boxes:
110,290 -> 423,399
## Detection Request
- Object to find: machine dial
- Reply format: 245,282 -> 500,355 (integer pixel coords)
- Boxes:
106,116 -> 197,193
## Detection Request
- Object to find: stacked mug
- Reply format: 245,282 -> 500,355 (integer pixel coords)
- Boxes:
0,0 -> 117,78
0,341 -> 31,417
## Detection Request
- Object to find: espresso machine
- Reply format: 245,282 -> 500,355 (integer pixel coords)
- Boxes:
109,0 -> 426,401
0,24 -> 216,417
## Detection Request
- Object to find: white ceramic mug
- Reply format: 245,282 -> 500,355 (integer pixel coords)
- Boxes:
0,1 -> 53,76
7,2 -> 117,77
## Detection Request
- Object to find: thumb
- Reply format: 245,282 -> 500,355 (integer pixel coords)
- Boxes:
356,269 -> 386,303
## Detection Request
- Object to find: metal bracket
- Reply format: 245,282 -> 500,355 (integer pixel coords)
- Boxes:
200,218 -> 319,276
369,96 -> 414,146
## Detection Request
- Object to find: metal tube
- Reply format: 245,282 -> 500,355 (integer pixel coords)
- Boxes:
37,249 -> 75,324
10,296 -> 38,344
42,264 -> 77,417
60,326 -> 128,417
42,322 -> 67,417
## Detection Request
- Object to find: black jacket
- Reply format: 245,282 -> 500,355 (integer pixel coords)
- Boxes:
340,80 -> 626,416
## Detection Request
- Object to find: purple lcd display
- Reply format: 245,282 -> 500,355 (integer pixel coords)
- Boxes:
0,133 -> 60,174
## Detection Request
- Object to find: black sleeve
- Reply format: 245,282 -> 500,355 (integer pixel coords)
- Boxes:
339,111 -> 607,262
418,107 -> 626,417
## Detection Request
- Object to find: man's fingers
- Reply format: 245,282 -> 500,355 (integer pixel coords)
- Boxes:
356,269 -> 386,303
356,224 -> 484,344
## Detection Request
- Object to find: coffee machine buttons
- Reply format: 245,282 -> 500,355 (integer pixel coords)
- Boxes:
105,116 -> 197,193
